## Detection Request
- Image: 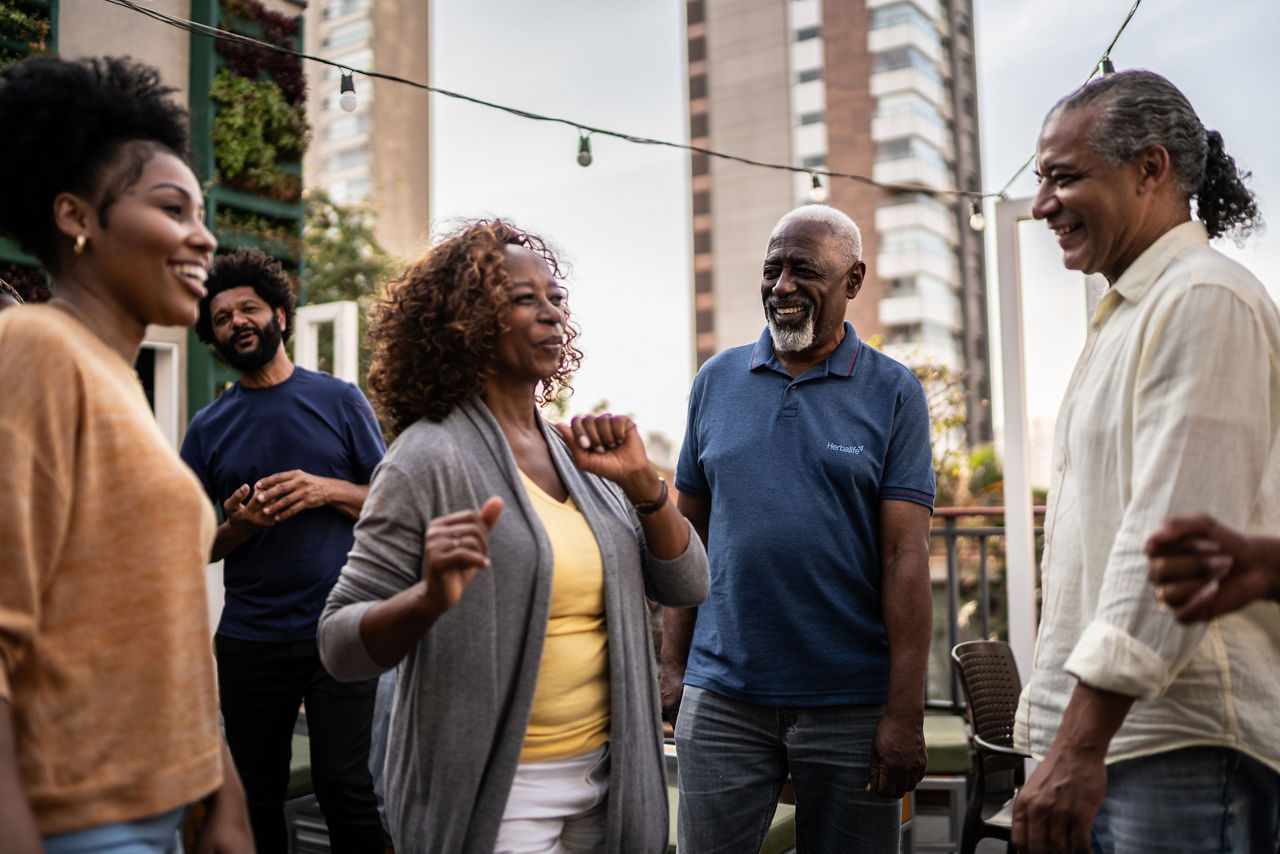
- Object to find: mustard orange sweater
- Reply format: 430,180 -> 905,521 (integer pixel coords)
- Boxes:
0,305 -> 222,834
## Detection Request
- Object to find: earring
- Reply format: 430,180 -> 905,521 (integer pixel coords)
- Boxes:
73,234 -> 87,255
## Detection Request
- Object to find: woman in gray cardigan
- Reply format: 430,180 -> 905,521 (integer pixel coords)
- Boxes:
318,220 -> 709,853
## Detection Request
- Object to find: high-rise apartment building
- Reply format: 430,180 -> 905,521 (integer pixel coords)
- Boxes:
305,0 -> 430,258
686,0 -> 990,442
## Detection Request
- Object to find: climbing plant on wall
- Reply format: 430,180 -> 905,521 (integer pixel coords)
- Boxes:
209,0 -> 308,204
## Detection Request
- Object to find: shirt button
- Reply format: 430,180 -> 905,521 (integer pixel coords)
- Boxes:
789,384 -> 798,390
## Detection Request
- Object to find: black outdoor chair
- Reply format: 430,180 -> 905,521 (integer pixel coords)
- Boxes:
951,640 -> 1029,854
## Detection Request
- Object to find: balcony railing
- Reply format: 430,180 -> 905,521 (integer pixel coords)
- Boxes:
927,505 -> 1046,712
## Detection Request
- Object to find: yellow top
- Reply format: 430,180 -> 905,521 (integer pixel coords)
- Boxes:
518,470 -> 611,762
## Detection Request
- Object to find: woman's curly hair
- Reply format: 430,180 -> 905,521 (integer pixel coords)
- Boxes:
0,55 -> 192,272
367,219 -> 583,436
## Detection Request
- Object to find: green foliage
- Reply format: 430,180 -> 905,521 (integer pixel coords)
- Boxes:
214,207 -> 302,258
209,68 -> 308,202
0,0 -> 52,71
303,190 -> 401,388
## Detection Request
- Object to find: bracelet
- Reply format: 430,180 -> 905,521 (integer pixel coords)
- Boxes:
632,477 -> 668,516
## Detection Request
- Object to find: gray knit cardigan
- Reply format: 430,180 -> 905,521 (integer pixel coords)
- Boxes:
317,397 -> 709,853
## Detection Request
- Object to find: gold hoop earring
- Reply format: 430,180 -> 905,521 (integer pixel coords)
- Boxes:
73,234 -> 87,255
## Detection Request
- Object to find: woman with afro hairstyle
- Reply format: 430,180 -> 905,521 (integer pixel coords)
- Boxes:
318,219 -> 709,853
0,56 -> 251,852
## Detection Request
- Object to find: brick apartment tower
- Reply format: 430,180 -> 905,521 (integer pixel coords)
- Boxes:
686,0 -> 991,443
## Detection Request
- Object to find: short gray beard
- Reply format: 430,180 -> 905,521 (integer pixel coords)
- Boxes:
768,312 -> 815,353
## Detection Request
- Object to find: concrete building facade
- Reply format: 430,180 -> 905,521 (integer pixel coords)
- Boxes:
304,0 -> 430,259
687,0 -> 991,442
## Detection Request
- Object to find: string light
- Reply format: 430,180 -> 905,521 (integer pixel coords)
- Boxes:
808,174 -> 828,204
98,0 -> 979,201
968,200 -> 986,232
1097,57 -> 1116,76
102,0 -> 1143,206
339,73 -> 357,112
576,133 -> 592,167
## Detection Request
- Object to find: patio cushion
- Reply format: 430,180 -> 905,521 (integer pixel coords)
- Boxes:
924,714 -> 972,775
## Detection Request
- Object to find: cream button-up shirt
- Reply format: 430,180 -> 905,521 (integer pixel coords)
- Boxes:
1014,221 -> 1280,772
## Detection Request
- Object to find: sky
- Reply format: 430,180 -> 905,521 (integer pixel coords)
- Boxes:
428,0 -> 1280,464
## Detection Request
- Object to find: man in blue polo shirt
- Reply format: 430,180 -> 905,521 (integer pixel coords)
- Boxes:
663,205 -> 935,852
182,248 -> 386,854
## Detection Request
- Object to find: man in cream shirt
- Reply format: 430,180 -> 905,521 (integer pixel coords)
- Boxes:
1012,70 -> 1280,854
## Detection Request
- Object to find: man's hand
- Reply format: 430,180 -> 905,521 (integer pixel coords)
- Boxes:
1012,682 -> 1132,854
222,483 -> 274,531
253,470 -> 333,522
867,712 -> 926,798
1012,738 -> 1107,854
1146,513 -> 1280,622
659,660 -> 685,725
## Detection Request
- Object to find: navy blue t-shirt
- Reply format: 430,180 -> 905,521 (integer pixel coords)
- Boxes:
675,323 -> 934,705
181,366 -> 386,642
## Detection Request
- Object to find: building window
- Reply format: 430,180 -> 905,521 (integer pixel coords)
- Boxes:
692,190 -> 711,216
871,46 -> 942,85
694,230 -> 712,254
326,113 -> 370,141
325,0 -> 370,18
875,91 -> 944,126
689,75 -> 707,100
326,144 -> 370,173
324,18 -> 371,49
687,0 -> 704,26
696,308 -> 714,335
798,111 -> 824,126
870,3 -> 935,32
875,137 -> 947,171
691,152 -> 709,177
690,112 -> 709,138
801,154 -> 827,169
695,271 -> 712,293
688,36 -> 706,63
794,25 -> 821,41
797,68 -> 822,84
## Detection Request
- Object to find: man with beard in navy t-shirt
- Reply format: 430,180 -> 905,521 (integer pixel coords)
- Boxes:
182,248 -> 386,854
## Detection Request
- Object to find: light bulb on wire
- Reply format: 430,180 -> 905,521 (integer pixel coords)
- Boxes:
968,199 -> 986,232
339,73 -> 357,112
1097,56 -> 1116,76
808,173 -> 828,204
576,133 -> 592,167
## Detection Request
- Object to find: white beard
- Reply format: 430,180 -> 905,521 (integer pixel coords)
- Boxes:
768,312 -> 815,353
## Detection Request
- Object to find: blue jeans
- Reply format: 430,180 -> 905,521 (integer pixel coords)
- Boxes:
44,806 -> 185,854
1092,746 -> 1280,853
674,685 -> 900,853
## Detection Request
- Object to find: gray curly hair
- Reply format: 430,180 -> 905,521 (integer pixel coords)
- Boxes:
1048,69 -> 1259,239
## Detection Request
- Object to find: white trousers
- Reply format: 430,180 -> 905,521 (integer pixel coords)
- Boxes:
494,743 -> 610,854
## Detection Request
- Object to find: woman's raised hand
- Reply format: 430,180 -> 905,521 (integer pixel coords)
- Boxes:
555,414 -> 663,505
420,496 -> 504,616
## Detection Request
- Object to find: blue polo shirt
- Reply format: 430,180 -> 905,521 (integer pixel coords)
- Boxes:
181,367 -> 386,642
675,323 -> 934,705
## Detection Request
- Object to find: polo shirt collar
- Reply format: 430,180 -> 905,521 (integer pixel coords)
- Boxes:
747,321 -> 862,378
1111,220 -> 1208,305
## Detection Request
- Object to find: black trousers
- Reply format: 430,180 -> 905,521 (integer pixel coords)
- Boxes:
215,634 -> 383,854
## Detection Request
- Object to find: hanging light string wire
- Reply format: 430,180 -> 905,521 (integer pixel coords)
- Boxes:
103,0 -> 1140,204
994,0 -> 1142,199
